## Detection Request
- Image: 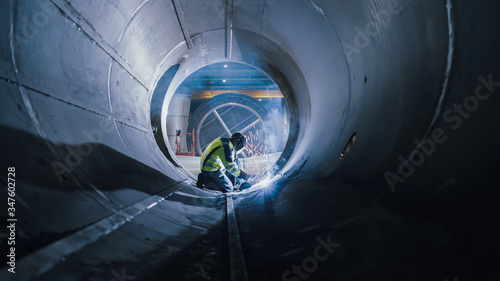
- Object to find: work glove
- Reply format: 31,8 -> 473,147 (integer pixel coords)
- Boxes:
239,171 -> 252,180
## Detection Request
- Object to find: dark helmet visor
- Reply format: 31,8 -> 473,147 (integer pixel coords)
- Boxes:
235,136 -> 246,152
231,132 -> 246,153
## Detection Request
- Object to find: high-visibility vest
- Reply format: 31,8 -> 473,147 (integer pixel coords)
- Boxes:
200,138 -> 241,177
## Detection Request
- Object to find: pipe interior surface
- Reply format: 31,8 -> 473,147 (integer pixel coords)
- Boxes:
1,0 -> 499,280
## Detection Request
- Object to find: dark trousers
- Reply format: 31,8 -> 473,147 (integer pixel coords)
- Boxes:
202,170 -> 234,193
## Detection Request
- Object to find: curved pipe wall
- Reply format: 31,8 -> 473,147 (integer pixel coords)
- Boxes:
1,0 -> 499,280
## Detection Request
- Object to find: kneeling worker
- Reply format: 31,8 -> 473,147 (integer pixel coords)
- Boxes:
197,132 -> 252,192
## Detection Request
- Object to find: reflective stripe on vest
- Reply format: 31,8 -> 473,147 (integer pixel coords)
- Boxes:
202,145 -> 222,171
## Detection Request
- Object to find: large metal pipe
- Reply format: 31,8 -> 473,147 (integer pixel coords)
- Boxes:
1,0 -> 499,280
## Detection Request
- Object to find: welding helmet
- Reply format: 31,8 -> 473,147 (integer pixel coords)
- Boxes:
230,132 -> 246,153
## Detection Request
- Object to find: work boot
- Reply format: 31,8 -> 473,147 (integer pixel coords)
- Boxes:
196,173 -> 204,189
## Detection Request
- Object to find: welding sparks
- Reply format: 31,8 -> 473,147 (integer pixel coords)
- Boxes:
242,129 -> 272,186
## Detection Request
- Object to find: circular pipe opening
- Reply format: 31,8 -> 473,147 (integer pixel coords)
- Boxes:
165,62 -> 291,187
149,29 -> 312,188
152,60 -> 298,188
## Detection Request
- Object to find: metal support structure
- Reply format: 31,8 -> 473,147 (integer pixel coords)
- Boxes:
213,109 -> 233,138
172,0 -> 193,49
225,0 -> 234,58
196,102 -> 265,156
226,194 -> 249,281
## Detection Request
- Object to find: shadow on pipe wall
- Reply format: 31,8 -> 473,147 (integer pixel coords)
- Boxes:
0,125 -> 179,259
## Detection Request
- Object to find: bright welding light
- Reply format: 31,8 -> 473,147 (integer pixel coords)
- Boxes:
257,178 -> 272,188
224,64 -> 228,68
222,79 -> 227,83
252,175 -> 273,189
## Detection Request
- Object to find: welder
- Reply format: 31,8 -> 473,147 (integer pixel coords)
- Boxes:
196,132 -> 252,192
